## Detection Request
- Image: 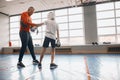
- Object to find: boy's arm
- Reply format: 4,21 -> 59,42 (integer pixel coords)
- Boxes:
57,28 -> 60,41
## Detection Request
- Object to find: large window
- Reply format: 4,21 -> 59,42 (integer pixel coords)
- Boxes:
68,7 -> 84,45
10,16 -> 20,46
96,2 -> 120,44
10,1 -> 120,47
115,1 -> 120,43
55,7 -> 84,46
10,7 -> 84,47
31,13 -> 42,45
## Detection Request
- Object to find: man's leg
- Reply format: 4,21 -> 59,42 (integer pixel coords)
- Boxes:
17,31 -> 28,68
18,31 -> 28,62
28,33 -> 39,65
28,33 -> 36,60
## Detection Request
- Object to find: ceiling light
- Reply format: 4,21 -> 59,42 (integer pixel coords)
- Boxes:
6,0 -> 14,1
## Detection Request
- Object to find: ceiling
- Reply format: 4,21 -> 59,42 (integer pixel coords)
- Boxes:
0,0 -> 116,16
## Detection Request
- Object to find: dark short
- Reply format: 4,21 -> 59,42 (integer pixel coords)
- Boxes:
43,37 -> 55,48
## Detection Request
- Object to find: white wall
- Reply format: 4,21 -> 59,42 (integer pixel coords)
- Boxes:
0,13 -> 9,51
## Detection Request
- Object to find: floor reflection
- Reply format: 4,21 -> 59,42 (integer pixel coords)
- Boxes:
0,54 -> 120,80
51,69 -> 58,80
18,69 -> 25,80
85,55 -> 100,80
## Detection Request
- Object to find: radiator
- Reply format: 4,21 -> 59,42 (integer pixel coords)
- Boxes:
55,48 -> 72,53
13,48 -> 27,53
108,46 -> 120,52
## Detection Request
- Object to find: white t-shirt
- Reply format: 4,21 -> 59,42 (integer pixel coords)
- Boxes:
44,20 -> 59,40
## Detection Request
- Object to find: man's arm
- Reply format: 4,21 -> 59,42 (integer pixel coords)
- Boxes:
21,13 -> 36,27
36,22 -> 44,27
21,13 -> 43,27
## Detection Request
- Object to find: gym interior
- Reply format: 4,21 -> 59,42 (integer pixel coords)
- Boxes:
0,0 -> 120,80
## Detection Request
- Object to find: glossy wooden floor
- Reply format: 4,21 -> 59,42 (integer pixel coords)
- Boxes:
0,54 -> 120,80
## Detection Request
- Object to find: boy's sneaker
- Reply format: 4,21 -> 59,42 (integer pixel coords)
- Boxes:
17,62 -> 25,68
50,63 -> 58,69
33,60 -> 39,65
38,63 -> 42,69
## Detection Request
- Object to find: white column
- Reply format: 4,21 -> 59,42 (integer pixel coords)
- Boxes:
83,5 -> 98,44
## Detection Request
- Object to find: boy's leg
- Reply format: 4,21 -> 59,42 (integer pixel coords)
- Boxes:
50,38 -> 56,64
39,47 -> 46,63
39,37 -> 49,63
38,47 -> 46,68
50,39 -> 58,69
50,48 -> 58,69
51,48 -> 55,64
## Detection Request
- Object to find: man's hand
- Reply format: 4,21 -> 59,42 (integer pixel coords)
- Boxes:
30,27 -> 37,32
36,23 -> 44,27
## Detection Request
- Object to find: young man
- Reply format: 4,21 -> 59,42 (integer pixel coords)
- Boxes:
17,7 -> 43,68
38,12 -> 60,69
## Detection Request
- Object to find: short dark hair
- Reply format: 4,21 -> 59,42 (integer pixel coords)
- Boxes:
28,6 -> 35,11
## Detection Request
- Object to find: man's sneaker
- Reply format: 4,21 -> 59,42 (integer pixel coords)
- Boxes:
17,62 -> 25,68
38,63 -> 42,69
33,60 -> 39,65
50,63 -> 58,69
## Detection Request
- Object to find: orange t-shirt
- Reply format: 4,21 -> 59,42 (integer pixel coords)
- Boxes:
20,11 -> 36,32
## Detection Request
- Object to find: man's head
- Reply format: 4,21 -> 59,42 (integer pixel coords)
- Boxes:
28,6 -> 35,16
47,12 -> 55,20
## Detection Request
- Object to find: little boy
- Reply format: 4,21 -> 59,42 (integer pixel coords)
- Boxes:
38,12 -> 60,69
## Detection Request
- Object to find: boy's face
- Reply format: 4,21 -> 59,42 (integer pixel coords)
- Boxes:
47,12 -> 55,20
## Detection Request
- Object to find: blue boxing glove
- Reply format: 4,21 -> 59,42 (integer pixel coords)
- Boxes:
30,27 -> 37,32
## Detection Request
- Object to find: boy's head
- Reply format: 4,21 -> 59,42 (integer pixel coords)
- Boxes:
47,12 -> 55,20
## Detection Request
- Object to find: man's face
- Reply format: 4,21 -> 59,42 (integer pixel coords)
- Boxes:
28,9 -> 34,16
